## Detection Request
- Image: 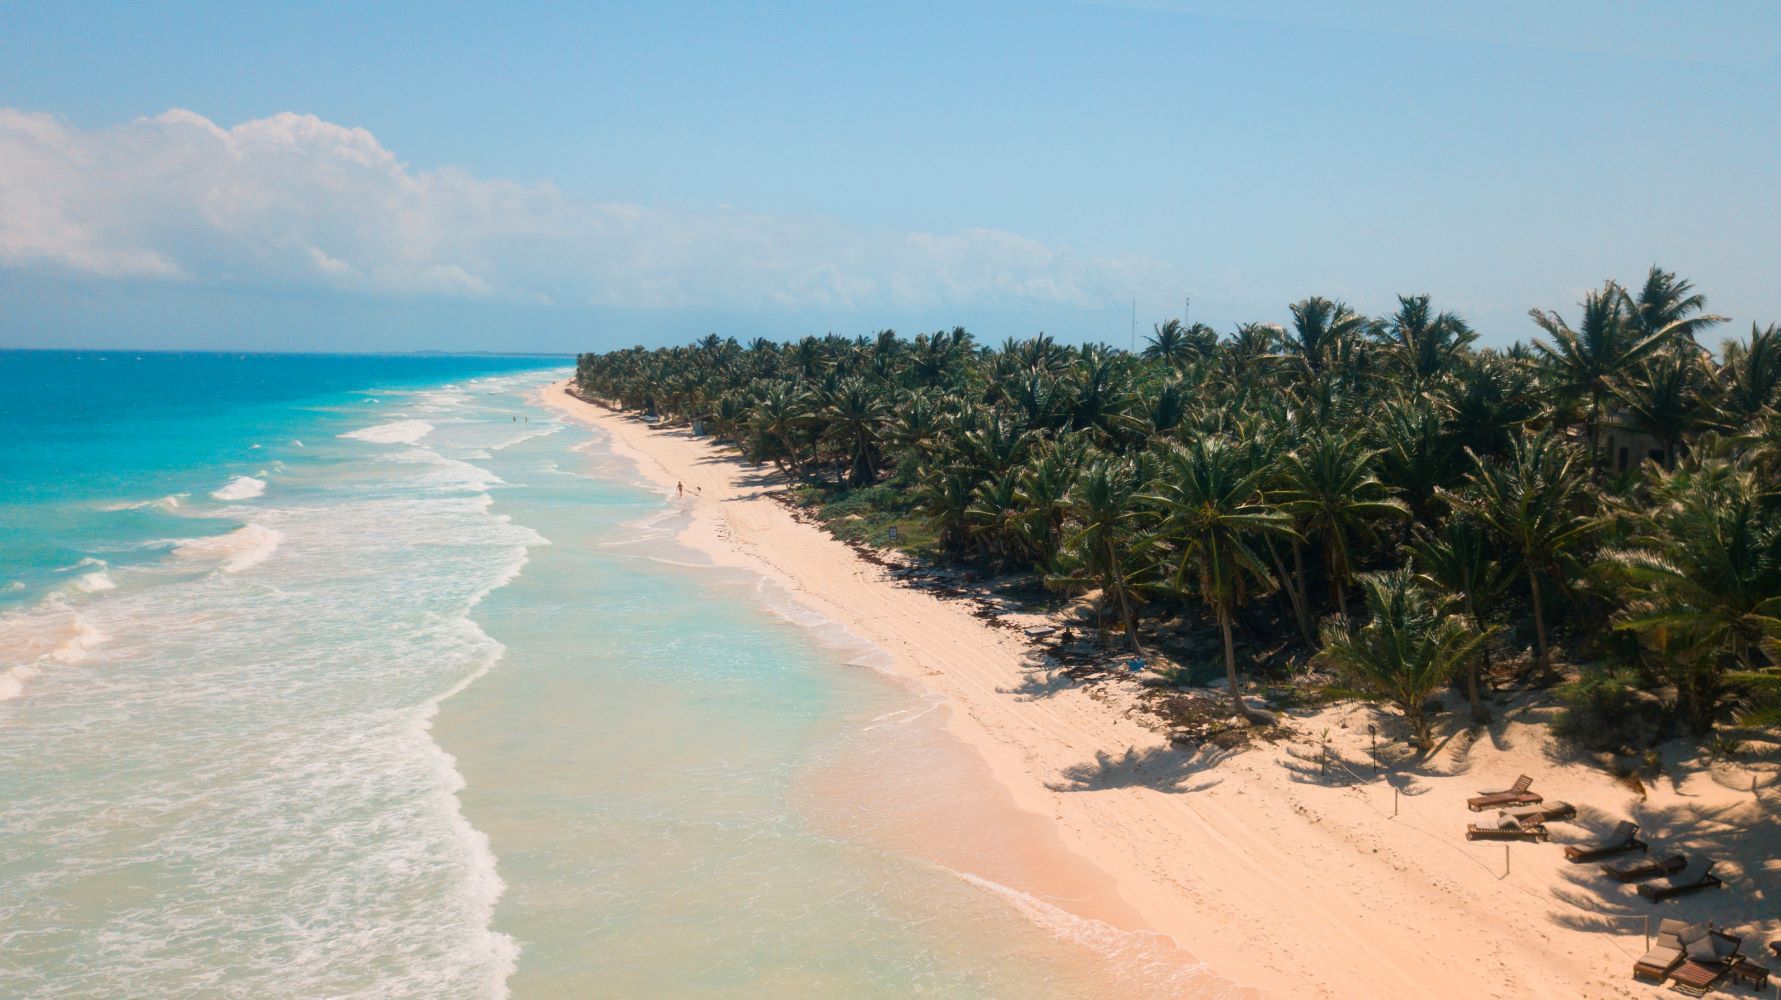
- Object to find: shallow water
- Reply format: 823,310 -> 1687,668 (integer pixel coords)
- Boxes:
0,353 -> 1226,998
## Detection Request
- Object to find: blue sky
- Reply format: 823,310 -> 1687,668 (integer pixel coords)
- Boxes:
1,1 -> 1777,352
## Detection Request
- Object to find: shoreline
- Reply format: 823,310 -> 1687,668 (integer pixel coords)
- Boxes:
544,381 -> 1775,1000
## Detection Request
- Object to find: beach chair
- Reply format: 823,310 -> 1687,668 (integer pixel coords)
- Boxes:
1465,813 -> 1548,842
1505,800 -> 1577,824
1638,858 -> 1722,901
1467,774 -> 1542,812
1633,919 -> 1700,982
1668,959 -> 1727,998
1665,927 -> 1744,997
1602,853 -> 1686,883
1566,821 -> 1646,862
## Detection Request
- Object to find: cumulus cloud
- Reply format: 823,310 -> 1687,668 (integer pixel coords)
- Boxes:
0,108 -> 1170,313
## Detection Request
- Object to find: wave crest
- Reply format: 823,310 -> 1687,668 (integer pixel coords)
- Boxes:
211,476 -> 267,501
172,524 -> 284,573
341,420 -> 435,445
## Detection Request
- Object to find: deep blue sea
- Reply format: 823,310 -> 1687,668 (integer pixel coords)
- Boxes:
0,351 -> 564,609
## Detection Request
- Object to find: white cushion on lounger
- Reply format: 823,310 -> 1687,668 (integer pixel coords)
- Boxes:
1639,943 -> 1681,969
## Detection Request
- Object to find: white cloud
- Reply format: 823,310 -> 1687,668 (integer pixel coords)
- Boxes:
0,108 -> 1169,313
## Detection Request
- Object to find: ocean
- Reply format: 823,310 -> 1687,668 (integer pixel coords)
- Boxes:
0,351 -> 1219,998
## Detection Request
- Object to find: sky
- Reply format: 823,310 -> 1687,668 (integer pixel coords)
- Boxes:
1,0 -> 1777,353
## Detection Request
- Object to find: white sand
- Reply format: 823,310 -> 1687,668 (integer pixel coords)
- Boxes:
546,383 -> 1779,999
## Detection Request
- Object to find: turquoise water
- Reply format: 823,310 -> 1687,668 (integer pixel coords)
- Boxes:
0,352 -> 1222,998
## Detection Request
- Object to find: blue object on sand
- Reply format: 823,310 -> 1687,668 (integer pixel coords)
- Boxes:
1127,658 -> 1144,672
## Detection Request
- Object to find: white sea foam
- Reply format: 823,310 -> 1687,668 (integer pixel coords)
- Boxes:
341,420 -> 434,445
99,494 -> 184,512
0,606 -> 107,701
946,868 -> 1227,996
171,524 -> 284,573
72,571 -> 117,593
211,476 -> 267,501
0,664 -> 36,701
487,423 -> 563,452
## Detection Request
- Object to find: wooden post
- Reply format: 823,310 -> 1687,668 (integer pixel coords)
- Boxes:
1505,844 -> 1511,877
1393,786 -> 1399,817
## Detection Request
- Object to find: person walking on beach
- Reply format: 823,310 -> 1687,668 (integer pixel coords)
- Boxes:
677,481 -> 684,497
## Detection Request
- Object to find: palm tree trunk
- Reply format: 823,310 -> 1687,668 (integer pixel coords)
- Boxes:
1292,540 -> 1313,621
1219,604 -> 1243,718
1104,539 -> 1145,656
1264,535 -> 1313,644
1464,597 -> 1489,723
1219,605 -> 1268,727
1526,561 -> 1551,678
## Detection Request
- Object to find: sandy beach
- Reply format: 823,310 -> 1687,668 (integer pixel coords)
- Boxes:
545,381 -> 1779,1000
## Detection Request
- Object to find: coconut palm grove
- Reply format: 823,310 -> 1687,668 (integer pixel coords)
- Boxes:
575,266 -> 1781,751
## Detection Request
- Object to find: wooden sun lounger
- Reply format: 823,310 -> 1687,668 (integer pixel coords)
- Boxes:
1565,821 -> 1646,863
1506,800 -> 1577,824
1602,853 -> 1686,882
1668,959 -> 1727,997
1467,774 -> 1542,812
1466,814 -> 1548,842
1638,859 -> 1722,901
1633,918 -> 1697,981
1665,929 -> 1747,997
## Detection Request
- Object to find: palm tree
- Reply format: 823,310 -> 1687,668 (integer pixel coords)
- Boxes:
1439,353 -> 1540,460
1719,322 -> 1781,425
966,468 -> 1030,567
1372,395 -> 1462,523
1625,265 -> 1726,351
1057,458 -> 1151,651
753,383 -> 813,476
1317,569 -> 1487,752
1014,436 -> 1085,569
1148,437 -> 1297,724
1600,461 -> 1781,729
1274,430 -> 1409,621
1442,433 -> 1601,676
1608,352 -> 1711,469
1284,297 -> 1369,376
1222,322 -> 1283,385
1382,294 -> 1476,385
1143,319 -> 1192,367
1530,280 -> 1667,460
915,466 -> 977,554
1410,517 -> 1514,721
822,378 -> 889,486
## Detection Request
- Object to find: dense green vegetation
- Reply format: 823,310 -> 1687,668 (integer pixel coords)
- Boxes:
576,267 -> 1781,749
